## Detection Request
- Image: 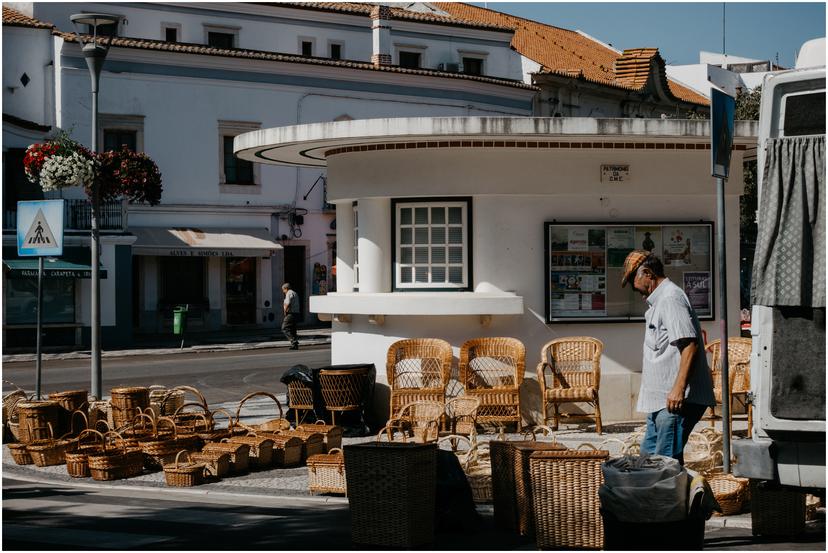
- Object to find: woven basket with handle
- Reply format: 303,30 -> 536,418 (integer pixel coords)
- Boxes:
3,380 -> 29,441
311,420 -> 343,451
307,447 -> 346,495
227,432 -> 274,468
464,441 -> 493,503
48,389 -> 88,438
16,400 -> 59,444
291,427 -> 326,460
163,450 -> 206,487
65,429 -> 105,478
191,450 -> 230,478
236,391 -> 289,433
26,422 -> 72,467
202,439 -> 251,474
7,442 -> 33,465
110,387 -> 149,430
491,425 -> 567,535
87,431 -> 144,481
707,469 -> 749,516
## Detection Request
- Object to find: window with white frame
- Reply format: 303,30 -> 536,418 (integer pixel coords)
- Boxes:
393,198 -> 471,290
162,23 -> 181,42
218,120 -> 261,191
99,114 -> 144,153
352,202 -> 359,290
299,37 -> 315,57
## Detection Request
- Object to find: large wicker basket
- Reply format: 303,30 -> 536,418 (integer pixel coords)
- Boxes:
202,440 -> 251,474
148,386 -> 186,417
491,429 -> 567,535
138,416 -> 199,469
290,427 -> 326,460
7,442 -> 33,465
268,434 -> 303,467
750,479 -> 806,536
307,447 -> 346,495
163,450 -> 206,487
65,429 -> 105,478
16,400 -> 59,444
464,441 -> 493,503
110,387 -> 150,430
344,442 -> 437,548
707,470 -> 749,516
529,446 -> 609,550
48,390 -> 88,438
87,400 -> 113,432
87,432 -> 144,481
310,420 -> 343,451
3,380 -> 29,440
227,433 -> 274,468
191,450 -> 231,478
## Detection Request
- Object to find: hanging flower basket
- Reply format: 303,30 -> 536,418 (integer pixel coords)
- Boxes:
24,132 -> 96,191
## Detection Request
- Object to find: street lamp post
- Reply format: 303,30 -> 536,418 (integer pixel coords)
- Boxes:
70,13 -> 122,400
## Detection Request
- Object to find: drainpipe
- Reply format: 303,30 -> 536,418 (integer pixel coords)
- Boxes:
371,5 -> 392,67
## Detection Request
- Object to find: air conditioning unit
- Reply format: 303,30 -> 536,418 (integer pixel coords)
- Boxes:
437,62 -> 460,72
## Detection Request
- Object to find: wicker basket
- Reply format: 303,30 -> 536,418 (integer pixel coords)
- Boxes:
3,380 -> 29,437
227,433 -> 274,468
707,470 -> 749,516
202,439 -> 251,474
267,434 -> 303,467
26,422 -> 72,467
491,428 -> 568,535
310,420 -> 343,451
344,441 -> 437,548
291,427 -> 327,460
110,387 -> 150,430
87,400 -> 113,432
7,442 -> 33,465
87,432 -> 144,481
684,429 -> 724,473
65,429 -> 105,478
172,402 -> 213,433
307,447 -> 347,495
138,416 -> 199,469
191,450 -> 231,478
48,390 -> 88,438
750,479 -> 806,536
16,400 -> 60,444
529,445 -> 610,550
163,450 -> 206,487
236,391 -> 289,433
148,386 -> 186,417
464,441 -> 493,503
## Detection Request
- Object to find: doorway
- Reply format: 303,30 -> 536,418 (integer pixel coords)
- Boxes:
283,245 -> 306,323
225,257 -> 256,325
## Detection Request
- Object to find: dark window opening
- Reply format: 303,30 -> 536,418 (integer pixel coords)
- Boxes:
223,136 -> 254,184
462,57 -> 483,76
3,148 -> 43,228
160,256 -> 205,306
399,51 -> 421,69
164,27 -> 178,42
301,41 -> 313,57
330,43 -> 342,60
104,129 -> 137,152
784,92 -> 826,136
208,31 -> 234,49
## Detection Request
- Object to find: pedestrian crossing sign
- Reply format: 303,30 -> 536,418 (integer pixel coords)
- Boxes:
17,200 -> 64,257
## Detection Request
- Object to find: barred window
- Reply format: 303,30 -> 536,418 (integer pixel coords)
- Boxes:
394,199 -> 471,290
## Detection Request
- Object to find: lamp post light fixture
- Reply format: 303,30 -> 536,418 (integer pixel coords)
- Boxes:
70,12 -> 122,400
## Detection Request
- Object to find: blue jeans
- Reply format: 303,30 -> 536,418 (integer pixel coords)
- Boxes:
640,403 -> 708,464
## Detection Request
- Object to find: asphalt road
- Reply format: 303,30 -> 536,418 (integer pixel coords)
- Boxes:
1,346 -> 332,404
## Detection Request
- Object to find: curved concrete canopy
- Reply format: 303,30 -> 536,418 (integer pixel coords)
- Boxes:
235,117 -> 759,168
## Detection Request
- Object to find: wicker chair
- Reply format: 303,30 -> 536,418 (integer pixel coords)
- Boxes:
536,337 -> 603,434
706,338 -> 753,434
445,396 -> 480,437
386,338 -> 453,420
287,380 -> 315,427
387,400 -> 445,443
319,367 -> 370,426
459,337 -> 525,432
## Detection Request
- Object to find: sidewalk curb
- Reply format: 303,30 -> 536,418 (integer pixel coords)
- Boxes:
3,465 -> 349,507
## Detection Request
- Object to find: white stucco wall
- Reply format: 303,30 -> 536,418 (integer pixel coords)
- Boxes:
2,25 -> 53,127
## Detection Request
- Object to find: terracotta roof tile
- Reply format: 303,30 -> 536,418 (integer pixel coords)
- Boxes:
2,6 -> 54,29
271,2 -> 515,32
434,2 -> 708,106
55,31 -> 535,91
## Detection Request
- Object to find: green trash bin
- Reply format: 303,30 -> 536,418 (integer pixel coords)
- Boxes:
173,305 -> 188,335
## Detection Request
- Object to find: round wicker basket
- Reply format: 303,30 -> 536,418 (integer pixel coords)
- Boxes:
707,470 -> 749,516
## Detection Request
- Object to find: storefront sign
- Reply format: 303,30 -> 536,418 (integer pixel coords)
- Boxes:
601,164 -> 630,183
162,249 -> 277,257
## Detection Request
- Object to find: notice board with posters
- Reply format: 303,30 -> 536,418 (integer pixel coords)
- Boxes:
544,222 -> 714,322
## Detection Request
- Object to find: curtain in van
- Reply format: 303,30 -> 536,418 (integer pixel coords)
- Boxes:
751,135 -> 825,307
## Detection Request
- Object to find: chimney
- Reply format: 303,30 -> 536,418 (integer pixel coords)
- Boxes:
370,5 -> 392,67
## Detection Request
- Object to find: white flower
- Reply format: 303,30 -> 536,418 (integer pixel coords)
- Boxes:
39,153 -> 96,191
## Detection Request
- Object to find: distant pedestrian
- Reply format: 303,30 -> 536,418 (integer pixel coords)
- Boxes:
621,250 -> 715,464
281,283 -> 300,350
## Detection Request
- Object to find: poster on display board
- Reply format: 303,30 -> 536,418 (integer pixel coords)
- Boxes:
545,222 -> 714,322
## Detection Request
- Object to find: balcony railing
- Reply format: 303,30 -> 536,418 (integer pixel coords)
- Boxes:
3,198 -> 126,231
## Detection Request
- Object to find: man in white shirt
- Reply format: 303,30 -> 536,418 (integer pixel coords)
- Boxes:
622,250 -> 715,464
281,282 -> 300,350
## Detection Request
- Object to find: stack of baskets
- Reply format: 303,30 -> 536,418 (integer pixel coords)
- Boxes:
148,386 -> 185,417
163,450 -> 206,487
110,387 -> 150,430
65,429 -> 106,478
15,400 -> 60,444
87,431 -> 144,481
307,447 -> 346,495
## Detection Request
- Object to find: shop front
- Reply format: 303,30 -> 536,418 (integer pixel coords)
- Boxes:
235,117 -> 758,424
130,227 -> 281,333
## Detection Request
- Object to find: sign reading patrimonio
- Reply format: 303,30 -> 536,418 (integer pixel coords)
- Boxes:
17,200 -> 64,257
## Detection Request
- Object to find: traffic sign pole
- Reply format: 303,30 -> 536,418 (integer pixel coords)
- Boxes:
35,256 -> 43,400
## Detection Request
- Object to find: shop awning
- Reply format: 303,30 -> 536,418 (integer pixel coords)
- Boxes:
3,257 -> 107,279
131,227 -> 282,257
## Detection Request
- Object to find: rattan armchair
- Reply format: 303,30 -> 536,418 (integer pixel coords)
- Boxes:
536,336 -> 603,434
386,338 -> 453,420
706,338 -> 753,434
459,337 -> 525,432
319,367 -> 370,426
387,400 -> 445,443
445,396 -> 480,437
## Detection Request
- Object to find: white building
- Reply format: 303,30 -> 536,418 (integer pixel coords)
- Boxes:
238,116 -> 759,424
667,50 -> 786,99
2,2 -> 536,347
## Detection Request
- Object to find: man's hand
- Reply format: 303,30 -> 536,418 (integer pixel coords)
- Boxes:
667,338 -> 697,413
666,383 -> 686,413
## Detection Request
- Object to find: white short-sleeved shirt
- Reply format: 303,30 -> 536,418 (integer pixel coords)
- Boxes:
636,278 -> 716,413
283,289 -> 300,314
